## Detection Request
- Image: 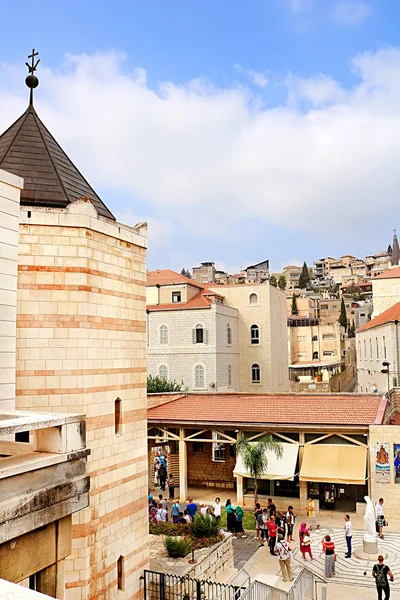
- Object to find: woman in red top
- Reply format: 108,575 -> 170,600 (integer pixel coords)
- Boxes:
299,522 -> 314,560
267,516 -> 278,556
321,535 -> 335,577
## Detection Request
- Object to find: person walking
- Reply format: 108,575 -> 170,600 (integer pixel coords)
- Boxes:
276,511 -> 286,540
372,555 -> 394,600
299,522 -> 314,561
375,498 -> 385,539
344,514 -> 352,558
225,499 -> 237,538
171,501 -> 181,524
167,473 -> 175,500
275,535 -> 293,582
156,503 -> 168,522
235,505 -> 247,538
321,535 -> 336,578
286,506 -> 296,542
267,515 -> 278,556
158,494 -> 167,510
306,497 -> 318,531
254,502 -> 263,540
158,462 -> 167,491
258,508 -> 268,547
213,497 -> 222,523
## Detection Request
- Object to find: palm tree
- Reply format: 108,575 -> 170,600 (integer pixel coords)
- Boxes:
236,435 -> 283,506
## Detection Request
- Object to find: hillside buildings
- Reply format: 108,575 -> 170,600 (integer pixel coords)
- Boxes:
147,270 -> 289,393
0,60 -> 148,599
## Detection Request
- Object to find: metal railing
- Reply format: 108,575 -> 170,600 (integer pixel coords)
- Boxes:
237,568 -> 327,600
143,570 -> 246,600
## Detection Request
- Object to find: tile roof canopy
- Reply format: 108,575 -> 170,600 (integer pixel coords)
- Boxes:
356,302 -> 400,333
0,105 -> 114,220
148,393 -> 385,426
147,269 -> 225,311
375,266 -> 400,280
147,269 -> 204,289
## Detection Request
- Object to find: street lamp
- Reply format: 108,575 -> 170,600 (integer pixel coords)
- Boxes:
381,361 -> 390,393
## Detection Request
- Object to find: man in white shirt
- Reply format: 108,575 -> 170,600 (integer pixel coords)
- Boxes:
344,514 -> 352,558
375,498 -> 385,539
275,535 -> 293,582
156,503 -> 168,522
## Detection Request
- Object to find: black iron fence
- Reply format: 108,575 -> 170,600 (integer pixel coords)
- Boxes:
143,570 -> 245,600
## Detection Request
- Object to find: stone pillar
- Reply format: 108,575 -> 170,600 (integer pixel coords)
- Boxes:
299,433 -> 308,511
179,428 -> 188,502
235,431 -> 244,505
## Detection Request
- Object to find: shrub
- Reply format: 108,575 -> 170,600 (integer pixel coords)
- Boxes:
164,536 -> 191,558
190,514 -> 220,539
149,521 -> 191,536
147,375 -> 183,393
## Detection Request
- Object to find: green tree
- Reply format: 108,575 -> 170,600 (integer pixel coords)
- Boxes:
181,268 -> 187,277
236,435 -> 282,506
298,262 -> 310,289
291,294 -> 298,316
147,375 -> 184,393
338,297 -> 347,330
388,244 -> 393,256
344,284 -> 365,301
278,275 -> 287,290
269,275 -> 278,287
186,269 -> 192,279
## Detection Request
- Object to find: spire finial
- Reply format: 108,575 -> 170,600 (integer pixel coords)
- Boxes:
25,49 -> 40,106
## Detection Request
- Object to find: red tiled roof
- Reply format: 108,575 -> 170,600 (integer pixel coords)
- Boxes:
375,266 -> 400,280
147,269 -> 204,289
147,289 -> 213,312
147,393 -> 385,426
356,302 -> 400,333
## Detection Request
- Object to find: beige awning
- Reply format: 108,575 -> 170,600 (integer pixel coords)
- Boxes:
299,444 -> 367,486
234,442 -> 299,481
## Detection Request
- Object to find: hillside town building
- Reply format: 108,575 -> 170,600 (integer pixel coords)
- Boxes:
147,271 -> 289,393
0,57 -> 148,599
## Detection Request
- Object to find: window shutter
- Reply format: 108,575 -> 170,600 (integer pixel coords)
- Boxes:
192,328 -> 196,344
203,328 -> 207,345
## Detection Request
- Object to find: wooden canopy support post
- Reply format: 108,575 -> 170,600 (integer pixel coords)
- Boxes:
299,432 -> 308,511
179,428 -> 187,502
235,431 -> 244,506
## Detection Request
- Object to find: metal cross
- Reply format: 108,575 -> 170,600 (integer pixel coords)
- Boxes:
25,48 -> 40,74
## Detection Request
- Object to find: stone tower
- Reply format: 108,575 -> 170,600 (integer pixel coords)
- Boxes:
0,55 -> 149,599
391,229 -> 400,266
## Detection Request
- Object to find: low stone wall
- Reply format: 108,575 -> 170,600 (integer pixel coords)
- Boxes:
329,365 -> 356,392
149,533 -> 234,581
147,393 -> 187,409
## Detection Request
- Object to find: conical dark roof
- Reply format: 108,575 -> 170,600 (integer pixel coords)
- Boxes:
0,105 -> 115,220
392,230 -> 400,266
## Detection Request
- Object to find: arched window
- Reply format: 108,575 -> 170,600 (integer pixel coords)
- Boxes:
250,324 -> 260,344
358,340 -> 361,357
194,364 -> 205,388
376,337 -> 379,360
159,325 -> 168,345
227,323 -> 232,345
364,339 -> 366,359
228,364 -> 232,387
312,335 -> 318,341
193,324 -> 205,344
383,336 -> 387,359
249,293 -> 258,306
159,365 -> 168,380
251,364 -> 260,383
369,338 -> 372,359
312,351 -> 319,360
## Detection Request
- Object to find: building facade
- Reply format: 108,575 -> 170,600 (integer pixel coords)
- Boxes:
0,82 -> 149,598
371,266 -> 400,317
245,259 -> 270,283
192,262 -> 216,284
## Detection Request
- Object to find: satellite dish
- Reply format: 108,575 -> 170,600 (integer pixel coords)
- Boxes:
371,385 -> 378,393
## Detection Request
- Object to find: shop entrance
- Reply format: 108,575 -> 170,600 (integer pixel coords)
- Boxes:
308,482 -> 368,512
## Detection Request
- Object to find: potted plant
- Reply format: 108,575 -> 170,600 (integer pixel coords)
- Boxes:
315,370 -> 323,382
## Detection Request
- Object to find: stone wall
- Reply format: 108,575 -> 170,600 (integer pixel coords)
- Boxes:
356,322 -> 400,394
0,169 -> 23,412
149,533 -> 234,581
147,393 -> 187,409
329,365 -> 356,392
16,199 -> 148,600
369,424 -> 400,520
187,441 -> 236,488
385,388 -> 400,424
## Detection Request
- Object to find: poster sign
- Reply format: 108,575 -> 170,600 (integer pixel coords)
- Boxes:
394,444 -> 400,484
376,442 -> 390,484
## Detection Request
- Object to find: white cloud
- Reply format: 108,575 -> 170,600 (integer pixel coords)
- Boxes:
115,208 -> 173,248
235,64 -> 269,88
332,1 -> 371,25
1,47 -> 400,247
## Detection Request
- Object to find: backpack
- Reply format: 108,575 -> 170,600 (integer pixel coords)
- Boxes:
257,512 -> 264,528
374,565 -> 387,589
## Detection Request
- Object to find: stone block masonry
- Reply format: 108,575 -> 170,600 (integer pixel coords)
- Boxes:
16,199 -> 148,600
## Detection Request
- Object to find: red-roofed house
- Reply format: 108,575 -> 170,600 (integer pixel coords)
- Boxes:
147,270 -> 289,393
147,391 -> 390,515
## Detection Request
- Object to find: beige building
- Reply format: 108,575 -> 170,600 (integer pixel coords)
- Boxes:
288,319 -> 346,382
283,265 -> 301,290
286,296 -> 317,318
356,303 -> 400,394
0,69 -> 149,599
192,261 -> 216,284
371,265 -> 400,317
365,252 -> 391,278
147,272 -> 289,393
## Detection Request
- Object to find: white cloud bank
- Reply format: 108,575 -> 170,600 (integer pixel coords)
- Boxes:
1,47 -> 400,244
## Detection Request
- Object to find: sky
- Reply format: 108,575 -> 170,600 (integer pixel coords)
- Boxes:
1,0 -> 400,273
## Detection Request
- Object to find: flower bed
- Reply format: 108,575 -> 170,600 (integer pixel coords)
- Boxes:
150,521 -> 223,553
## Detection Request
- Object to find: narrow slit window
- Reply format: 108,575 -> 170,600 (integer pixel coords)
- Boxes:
117,555 -> 125,591
115,398 -> 122,435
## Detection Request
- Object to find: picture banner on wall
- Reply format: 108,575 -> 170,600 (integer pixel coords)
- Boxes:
376,442 -> 390,484
394,444 -> 400,484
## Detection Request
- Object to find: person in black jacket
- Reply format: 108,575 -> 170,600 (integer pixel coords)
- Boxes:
158,463 -> 167,491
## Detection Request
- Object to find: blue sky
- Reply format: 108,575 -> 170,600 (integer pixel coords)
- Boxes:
1,0 -> 400,273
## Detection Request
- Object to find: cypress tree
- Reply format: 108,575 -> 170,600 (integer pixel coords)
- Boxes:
269,275 -> 278,287
338,297 -> 347,330
291,294 -> 298,316
298,262 -> 310,289
278,275 -> 287,290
